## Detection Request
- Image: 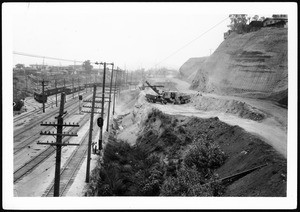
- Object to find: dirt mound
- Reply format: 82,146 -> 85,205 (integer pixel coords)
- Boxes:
191,94 -> 267,121
191,28 -> 287,106
179,57 -> 208,83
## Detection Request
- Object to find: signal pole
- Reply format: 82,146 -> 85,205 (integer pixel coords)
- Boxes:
37,92 -> 79,196
106,63 -> 114,132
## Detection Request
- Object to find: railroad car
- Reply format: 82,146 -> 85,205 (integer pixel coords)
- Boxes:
34,92 -> 47,103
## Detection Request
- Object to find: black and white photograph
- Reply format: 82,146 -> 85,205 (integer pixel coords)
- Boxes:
2,2 -> 297,210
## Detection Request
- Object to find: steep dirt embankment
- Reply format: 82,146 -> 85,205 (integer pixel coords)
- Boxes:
179,57 -> 208,83
191,28 -> 287,105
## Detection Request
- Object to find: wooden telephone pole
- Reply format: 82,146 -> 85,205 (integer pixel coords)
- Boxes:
37,92 -> 79,196
99,62 -> 107,152
106,63 -> 114,132
112,68 -> 119,115
82,84 -> 109,182
84,85 -> 97,183
63,79 -> 66,103
72,78 -> 75,99
55,79 -> 58,107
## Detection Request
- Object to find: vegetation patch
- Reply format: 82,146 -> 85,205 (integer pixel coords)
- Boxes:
87,108 -> 286,196
87,108 -> 227,196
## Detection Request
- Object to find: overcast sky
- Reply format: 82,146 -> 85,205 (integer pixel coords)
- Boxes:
3,2 -> 295,71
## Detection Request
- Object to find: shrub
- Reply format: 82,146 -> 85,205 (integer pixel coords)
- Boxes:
183,140 -> 226,180
160,166 -> 225,196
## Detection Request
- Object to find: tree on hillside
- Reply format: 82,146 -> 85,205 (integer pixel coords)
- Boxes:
82,60 -> 93,74
251,15 -> 259,21
15,64 -> 25,69
228,14 -> 249,33
259,16 -> 266,21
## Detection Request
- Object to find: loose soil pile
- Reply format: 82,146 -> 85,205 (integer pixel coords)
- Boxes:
191,94 -> 267,121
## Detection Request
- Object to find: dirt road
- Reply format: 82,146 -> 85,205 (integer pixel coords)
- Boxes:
150,77 -> 287,158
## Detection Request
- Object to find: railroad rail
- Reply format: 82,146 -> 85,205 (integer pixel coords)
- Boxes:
13,92 -> 91,140
43,118 -> 100,196
13,104 -> 82,155
43,103 -> 109,196
13,108 -> 92,183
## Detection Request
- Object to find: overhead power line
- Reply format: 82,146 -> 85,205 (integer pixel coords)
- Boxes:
13,51 -> 86,64
152,16 -> 230,68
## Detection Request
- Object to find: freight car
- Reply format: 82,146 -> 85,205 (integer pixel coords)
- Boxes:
34,92 -> 47,103
34,82 -> 112,103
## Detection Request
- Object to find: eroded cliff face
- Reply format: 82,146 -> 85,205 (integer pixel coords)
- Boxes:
178,57 -> 207,83
191,27 -> 287,103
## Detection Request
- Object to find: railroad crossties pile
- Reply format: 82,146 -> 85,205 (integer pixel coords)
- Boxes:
86,91 -> 286,196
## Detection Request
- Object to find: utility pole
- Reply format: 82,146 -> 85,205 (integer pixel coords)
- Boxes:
85,85 -> 97,183
78,77 -> 80,97
106,63 -> 114,132
37,92 -> 79,196
99,62 -> 106,152
112,68 -> 119,115
55,79 -> 57,107
90,76 -> 92,92
125,70 -> 128,88
63,79 -> 66,103
85,77 -> 88,93
72,78 -> 74,99
25,71 -> 28,92
131,71 -> 133,90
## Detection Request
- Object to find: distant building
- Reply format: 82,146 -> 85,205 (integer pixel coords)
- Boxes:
68,64 -> 84,74
262,14 -> 288,28
29,64 -> 48,70
248,21 -> 263,32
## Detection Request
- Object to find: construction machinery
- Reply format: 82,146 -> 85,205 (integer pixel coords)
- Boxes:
144,81 -> 191,104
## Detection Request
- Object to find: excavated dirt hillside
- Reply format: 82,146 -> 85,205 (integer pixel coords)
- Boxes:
87,90 -> 286,197
191,27 -> 287,105
179,57 -> 208,83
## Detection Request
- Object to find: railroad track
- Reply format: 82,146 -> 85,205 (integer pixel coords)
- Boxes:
13,104 -> 83,155
14,97 -> 56,123
13,92 -> 91,140
14,90 -> 110,188
13,111 -> 92,183
43,103 -> 109,196
43,118 -> 100,197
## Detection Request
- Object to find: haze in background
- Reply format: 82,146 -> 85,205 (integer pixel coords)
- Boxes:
5,3 -> 283,70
